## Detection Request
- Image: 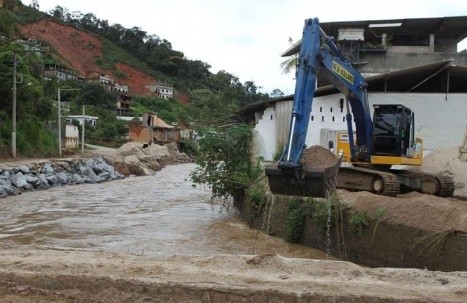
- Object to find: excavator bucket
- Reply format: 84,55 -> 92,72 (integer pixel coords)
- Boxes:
265,158 -> 341,198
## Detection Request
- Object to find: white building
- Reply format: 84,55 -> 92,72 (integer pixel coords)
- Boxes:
65,124 -> 79,149
146,81 -> 174,99
242,61 -> 467,161
66,115 -> 99,127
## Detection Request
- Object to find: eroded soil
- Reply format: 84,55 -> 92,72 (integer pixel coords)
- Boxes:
0,248 -> 466,303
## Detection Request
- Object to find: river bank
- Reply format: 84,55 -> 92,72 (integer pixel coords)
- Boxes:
0,248 -> 465,303
238,147 -> 467,271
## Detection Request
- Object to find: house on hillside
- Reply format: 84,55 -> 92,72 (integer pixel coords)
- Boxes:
85,71 -> 115,91
44,64 -> 77,81
146,81 -> 174,99
116,94 -> 134,116
129,113 -> 180,145
66,115 -> 98,127
114,83 -> 129,93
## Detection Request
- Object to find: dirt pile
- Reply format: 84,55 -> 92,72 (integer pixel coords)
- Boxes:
341,190 -> 467,233
414,147 -> 467,197
0,248 -> 465,303
300,145 -> 338,169
102,142 -> 192,176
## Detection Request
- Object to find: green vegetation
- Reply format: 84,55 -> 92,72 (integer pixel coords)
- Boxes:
309,198 -> 333,235
246,180 -> 269,223
410,229 -> 456,267
284,197 -> 311,243
190,124 -> 261,201
349,211 -> 369,235
0,1 -> 272,157
132,96 -> 189,126
371,207 -> 387,245
47,5 -> 269,100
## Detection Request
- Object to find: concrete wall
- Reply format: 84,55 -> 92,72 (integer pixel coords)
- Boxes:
252,93 -> 466,161
252,107 -> 277,160
359,53 -> 467,74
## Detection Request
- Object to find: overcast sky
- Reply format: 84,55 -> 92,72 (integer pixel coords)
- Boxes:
35,0 -> 467,95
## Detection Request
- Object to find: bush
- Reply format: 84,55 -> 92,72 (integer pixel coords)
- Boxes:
191,124 -> 261,200
349,212 -> 369,235
284,197 -> 309,243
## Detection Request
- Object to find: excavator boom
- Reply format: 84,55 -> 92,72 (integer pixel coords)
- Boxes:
266,17 -> 454,198
266,18 -> 368,198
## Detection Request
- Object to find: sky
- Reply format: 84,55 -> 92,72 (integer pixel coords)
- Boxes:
35,0 -> 467,95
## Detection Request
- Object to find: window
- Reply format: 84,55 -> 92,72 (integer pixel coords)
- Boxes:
321,116 -> 324,122
332,116 -> 335,122
270,115 -> 273,120
311,115 -> 314,121
343,117 -> 346,122
330,107 -> 333,113
320,107 -> 322,112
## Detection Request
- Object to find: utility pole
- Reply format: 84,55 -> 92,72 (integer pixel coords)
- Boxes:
82,105 -> 85,154
58,88 -> 61,157
11,52 -> 17,158
11,49 -> 42,158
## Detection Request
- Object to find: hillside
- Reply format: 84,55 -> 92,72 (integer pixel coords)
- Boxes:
19,17 -> 157,96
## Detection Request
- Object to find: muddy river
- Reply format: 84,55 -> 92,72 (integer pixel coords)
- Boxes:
0,163 -> 330,259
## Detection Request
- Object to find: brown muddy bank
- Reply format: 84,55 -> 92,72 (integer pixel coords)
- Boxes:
0,249 -> 465,303
236,189 -> 467,271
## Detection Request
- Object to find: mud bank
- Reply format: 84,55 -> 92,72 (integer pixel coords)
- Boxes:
0,248 -> 465,303
239,147 -> 467,271
236,190 -> 467,271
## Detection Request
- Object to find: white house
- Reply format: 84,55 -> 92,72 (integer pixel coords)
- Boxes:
66,115 -> 99,127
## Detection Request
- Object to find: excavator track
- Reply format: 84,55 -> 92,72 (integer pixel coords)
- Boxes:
391,170 -> 455,197
337,167 -> 400,197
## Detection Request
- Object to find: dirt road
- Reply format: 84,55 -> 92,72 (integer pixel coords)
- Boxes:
0,247 -> 465,303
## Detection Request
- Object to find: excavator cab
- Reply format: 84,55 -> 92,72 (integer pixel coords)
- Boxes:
372,104 -> 415,158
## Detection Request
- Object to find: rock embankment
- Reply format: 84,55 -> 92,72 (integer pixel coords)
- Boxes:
0,158 -> 123,198
0,142 -> 193,198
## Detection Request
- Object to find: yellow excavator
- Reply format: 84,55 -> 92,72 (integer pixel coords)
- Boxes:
265,18 -> 454,198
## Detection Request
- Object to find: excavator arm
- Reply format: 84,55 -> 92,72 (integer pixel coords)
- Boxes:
266,18 -> 372,197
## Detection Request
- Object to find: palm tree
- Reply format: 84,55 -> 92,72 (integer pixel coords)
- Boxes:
280,38 -> 298,74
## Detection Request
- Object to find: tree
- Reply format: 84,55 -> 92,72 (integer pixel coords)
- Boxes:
30,0 -> 39,9
281,38 -> 299,74
280,55 -> 298,74
189,89 -> 238,126
76,83 -> 116,110
270,88 -> 284,98
191,124 -> 261,200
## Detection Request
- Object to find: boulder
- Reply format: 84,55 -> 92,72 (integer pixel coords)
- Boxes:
116,142 -> 146,158
11,172 -> 28,188
124,155 -> 153,176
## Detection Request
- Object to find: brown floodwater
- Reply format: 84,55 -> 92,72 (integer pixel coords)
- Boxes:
0,163 -> 332,260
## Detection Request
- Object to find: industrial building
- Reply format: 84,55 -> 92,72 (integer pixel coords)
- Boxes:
241,17 -> 467,161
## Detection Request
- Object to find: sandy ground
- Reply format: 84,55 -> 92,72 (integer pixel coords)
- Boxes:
0,247 -> 466,303
418,147 -> 467,197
